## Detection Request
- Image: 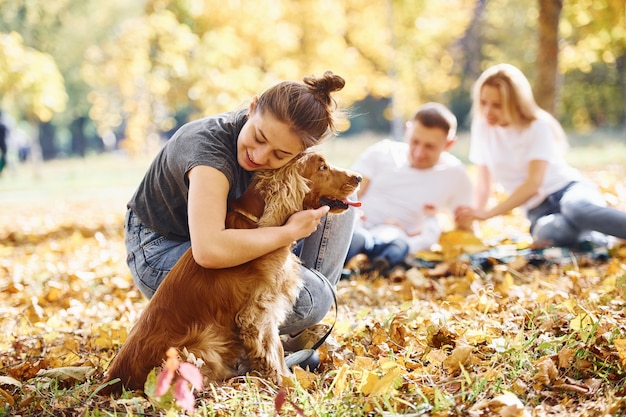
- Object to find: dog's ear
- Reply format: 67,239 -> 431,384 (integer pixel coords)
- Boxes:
255,158 -> 310,227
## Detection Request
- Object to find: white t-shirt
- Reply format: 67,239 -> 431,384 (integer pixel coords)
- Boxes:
351,139 -> 473,252
469,117 -> 582,209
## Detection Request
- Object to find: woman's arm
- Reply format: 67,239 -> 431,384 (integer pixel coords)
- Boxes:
481,159 -> 547,219
187,165 -> 328,269
474,165 -> 492,211
455,160 -> 547,222
455,165 -> 492,226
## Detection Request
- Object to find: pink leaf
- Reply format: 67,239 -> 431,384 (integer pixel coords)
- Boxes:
155,367 -> 175,397
178,362 -> 203,390
173,378 -> 196,412
274,388 -> 307,416
274,388 -> 287,413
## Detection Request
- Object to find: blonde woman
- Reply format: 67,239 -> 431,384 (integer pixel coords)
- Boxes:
455,63 -> 626,248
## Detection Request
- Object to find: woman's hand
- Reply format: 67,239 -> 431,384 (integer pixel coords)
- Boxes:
382,218 -> 403,228
284,205 -> 330,240
455,205 -> 488,223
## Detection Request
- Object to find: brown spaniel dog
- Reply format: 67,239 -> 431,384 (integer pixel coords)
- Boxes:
100,152 -> 361,395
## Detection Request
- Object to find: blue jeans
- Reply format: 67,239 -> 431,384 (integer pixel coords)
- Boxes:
345,226 -> 410,268
124,207 -> 356,335
527,180 -> 626,247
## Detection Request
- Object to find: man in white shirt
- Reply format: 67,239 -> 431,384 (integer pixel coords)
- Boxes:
345,102 -> 474,275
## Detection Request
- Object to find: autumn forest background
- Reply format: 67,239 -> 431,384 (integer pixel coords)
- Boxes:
1,0 -> 626,416
0,0 -> 625,159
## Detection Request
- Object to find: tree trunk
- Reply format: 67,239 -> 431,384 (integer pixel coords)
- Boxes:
618,53 -> 626,131
450,0 -> 487,127
39,121 -> 57,160
535,0 -> 562,115
70,117 -> 87,157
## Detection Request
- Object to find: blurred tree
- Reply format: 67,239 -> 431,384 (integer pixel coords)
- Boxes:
0,32 -> 67,123
389,0 -> 475,121
82,8 -> 199,155
448,0 -> 488,128
455,0 -> 625,130
0,0 -> 142,157
536,0 -> 562,115
83,0 -> 475,152
446,0 -> 540,129
560,0 -> 626,129
2,0 -> 623,159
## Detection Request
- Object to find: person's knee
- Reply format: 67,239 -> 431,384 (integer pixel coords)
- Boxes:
302,267 -> 334,322
533,214 -> 579,246
377,239 -> 410,266
391,239 -> 410,257
281,267 -> 334,334
561,201 -> 594,226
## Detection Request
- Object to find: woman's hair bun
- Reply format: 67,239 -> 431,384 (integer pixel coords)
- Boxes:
303,71 -> 345,105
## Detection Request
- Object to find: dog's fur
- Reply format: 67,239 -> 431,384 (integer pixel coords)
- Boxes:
100,152 -> 361,395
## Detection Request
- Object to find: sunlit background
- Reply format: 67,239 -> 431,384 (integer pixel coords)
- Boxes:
1,3 -> 626,415
0,0 -> 624,164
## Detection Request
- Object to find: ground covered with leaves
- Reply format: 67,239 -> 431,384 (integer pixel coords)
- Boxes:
1,163 -> 626,416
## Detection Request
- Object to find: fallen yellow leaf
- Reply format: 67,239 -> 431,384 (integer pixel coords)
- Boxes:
332,364 -> 350,396
293,367 -> 316,390
358,370 -> 379,395
614,339 -> 626,367
443,345 -> 473,372
367,366 -> 402,397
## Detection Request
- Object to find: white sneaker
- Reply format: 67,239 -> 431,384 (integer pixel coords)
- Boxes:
281,323 -> 338,352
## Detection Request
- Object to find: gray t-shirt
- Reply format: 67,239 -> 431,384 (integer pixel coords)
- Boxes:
128,109 -> 253,241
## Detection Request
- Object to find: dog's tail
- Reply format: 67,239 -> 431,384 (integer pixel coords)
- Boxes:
177,323 -> 244,380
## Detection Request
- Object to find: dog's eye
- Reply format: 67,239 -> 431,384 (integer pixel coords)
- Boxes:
319,164 -> 327,171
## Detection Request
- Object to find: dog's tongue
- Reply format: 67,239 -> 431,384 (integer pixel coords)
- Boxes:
344,198 -> 362,208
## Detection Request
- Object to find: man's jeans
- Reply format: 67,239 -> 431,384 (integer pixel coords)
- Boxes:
345,226 -> 410,269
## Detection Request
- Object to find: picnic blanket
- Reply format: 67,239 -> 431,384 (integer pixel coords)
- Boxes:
408,230 -> 611,274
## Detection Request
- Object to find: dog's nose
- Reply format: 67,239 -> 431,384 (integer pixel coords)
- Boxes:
355,174 -> 363,183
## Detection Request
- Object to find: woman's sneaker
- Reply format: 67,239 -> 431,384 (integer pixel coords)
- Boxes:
284,349 -> 321,371
282,323 -> 339,372
281,323 -> 335,352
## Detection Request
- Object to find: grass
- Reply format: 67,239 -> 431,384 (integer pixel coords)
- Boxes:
1,130 -> 626,416
0,151 -> 151,203
1,129 -> 624,203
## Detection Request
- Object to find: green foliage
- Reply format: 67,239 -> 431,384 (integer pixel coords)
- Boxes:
0,0 -> 142,141
559,0 -> 626,130
0,32 -> 66,121
561,0 -> 626,73
0,0 -> 624,155
561,63 -> 626,130
81,0 -> 475,150
144,368 -> 177,411
82,9 -> 198,151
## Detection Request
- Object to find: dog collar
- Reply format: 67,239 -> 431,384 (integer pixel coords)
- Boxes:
233,208 -> 260,225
